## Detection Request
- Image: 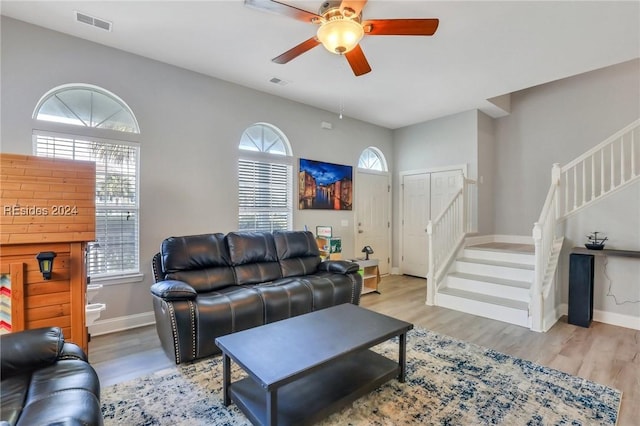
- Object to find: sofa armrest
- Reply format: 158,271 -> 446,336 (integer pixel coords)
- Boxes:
317,260 -> 360,274
59,342 -> 88,362
151,280 -> 197,301
0,327 -> 64,378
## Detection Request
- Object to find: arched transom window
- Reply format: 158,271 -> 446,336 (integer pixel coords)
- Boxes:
34,84 -> 140,133
238,123 -> 293,231
239,123 -> 290,155
358,147 -> 387,171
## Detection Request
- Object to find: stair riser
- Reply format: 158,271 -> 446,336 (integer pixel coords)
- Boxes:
445,277 -> 530,302
455,261 -> 534,281
437,293 -> 529,327
463,249 -> 535,265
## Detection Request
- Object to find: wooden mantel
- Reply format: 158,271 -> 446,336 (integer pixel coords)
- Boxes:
0,153 -> 95,352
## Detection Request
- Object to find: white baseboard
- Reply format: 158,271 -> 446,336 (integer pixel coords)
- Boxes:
558,303 -> 640,331
391,267 -> 401,275
543,307 -> 562,332
593,309 -> 640,330
88,311 -> 156,336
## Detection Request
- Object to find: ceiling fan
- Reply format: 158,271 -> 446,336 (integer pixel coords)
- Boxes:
245,0 -> 439,76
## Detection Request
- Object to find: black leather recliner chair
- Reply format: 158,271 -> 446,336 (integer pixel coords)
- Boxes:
0,327 -> 103,426
151,230 -> 363,364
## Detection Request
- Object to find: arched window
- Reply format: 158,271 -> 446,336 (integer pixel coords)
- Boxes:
358,147 -> 388,171
33,84 -> 141,282
34,84 -> 140,133
238,123 -> 293,231
239,123 -> 290,155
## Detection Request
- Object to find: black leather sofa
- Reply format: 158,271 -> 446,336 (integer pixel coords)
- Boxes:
0,327 -> 102,426
151,230 -> 363,364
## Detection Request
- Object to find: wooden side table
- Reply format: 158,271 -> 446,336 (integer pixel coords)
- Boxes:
352,259 -> 381,295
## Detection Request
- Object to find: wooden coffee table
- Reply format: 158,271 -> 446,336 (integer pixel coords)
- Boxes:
215,303 -> 413,426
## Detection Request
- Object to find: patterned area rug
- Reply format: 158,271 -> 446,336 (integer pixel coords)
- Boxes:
101,328 -> 621,425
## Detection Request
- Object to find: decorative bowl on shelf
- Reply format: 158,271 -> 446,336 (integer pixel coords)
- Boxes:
584,243 -> 605,250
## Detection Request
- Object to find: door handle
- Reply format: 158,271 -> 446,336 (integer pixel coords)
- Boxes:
358,230 -> 364,233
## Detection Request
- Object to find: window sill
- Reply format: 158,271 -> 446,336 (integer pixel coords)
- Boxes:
89,273 -> 144,286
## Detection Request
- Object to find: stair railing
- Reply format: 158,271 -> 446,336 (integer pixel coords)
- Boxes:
531,164 -> 560,332
560,119 -> 640,218
426,178 -> 476,305
531,119 -> 639,332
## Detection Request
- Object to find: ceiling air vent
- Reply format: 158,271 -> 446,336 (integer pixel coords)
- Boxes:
75,11 -> 112,32
269,77 -> 289,86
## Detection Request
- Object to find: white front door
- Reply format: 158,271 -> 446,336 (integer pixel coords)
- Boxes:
401,173 -> 431,277
355,171 -> 390,274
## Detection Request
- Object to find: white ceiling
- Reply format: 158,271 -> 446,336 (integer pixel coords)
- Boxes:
2,0 -> 638,129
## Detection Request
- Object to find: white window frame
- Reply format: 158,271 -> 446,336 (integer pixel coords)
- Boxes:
32,131 -> 142,284
238,123 -> 294,232
32,84 -> 142,285
358,146 -> 388,172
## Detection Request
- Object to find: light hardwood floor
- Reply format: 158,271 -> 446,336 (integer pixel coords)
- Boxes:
90,275 -> 639,425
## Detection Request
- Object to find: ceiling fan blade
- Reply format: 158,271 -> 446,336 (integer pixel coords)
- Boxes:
244,0 -> 321,23
272,37 -> 321,64
362,19 -> 439,36
345,44 -> 371,76
340,0 -> 368,16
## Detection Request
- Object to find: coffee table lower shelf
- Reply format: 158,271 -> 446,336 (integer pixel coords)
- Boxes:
229,349 -> 399,426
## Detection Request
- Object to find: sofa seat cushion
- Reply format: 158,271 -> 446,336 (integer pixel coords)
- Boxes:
196,286 -> 265,357
227,232 -> 282,285
254,278 -> 314,323
303,272 -> 359,310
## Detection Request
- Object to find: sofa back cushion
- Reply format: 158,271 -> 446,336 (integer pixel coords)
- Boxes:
161,233 -> 236,292
226,231 -> 282,285
273,230 -> 321,277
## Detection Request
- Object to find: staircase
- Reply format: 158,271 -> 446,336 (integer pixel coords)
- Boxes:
427,118 -> 639,331
438,244 -> 534,327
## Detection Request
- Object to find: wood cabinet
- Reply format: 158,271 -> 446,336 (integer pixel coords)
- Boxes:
352,259 -> 380,295
0,154 -> 95,353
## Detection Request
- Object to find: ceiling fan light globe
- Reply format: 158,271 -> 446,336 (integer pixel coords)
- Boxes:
317,19 -> 364,55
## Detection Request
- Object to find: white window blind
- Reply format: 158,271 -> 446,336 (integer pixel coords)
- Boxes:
238,158 -> 292,232
34,132 -> 140,278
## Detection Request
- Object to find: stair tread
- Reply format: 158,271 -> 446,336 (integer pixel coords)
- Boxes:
448,272 -> 531,289
457,257 -> 535,270
439,287 -> 529,310
466,246 -> 535,255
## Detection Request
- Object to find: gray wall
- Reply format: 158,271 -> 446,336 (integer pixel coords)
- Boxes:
1,17 -> 393,322
493,59 -> 640,235
477,111 -> 496,235
391,109 -> 479,267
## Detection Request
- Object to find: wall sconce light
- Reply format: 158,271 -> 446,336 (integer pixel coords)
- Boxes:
36,251 -> 57,280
